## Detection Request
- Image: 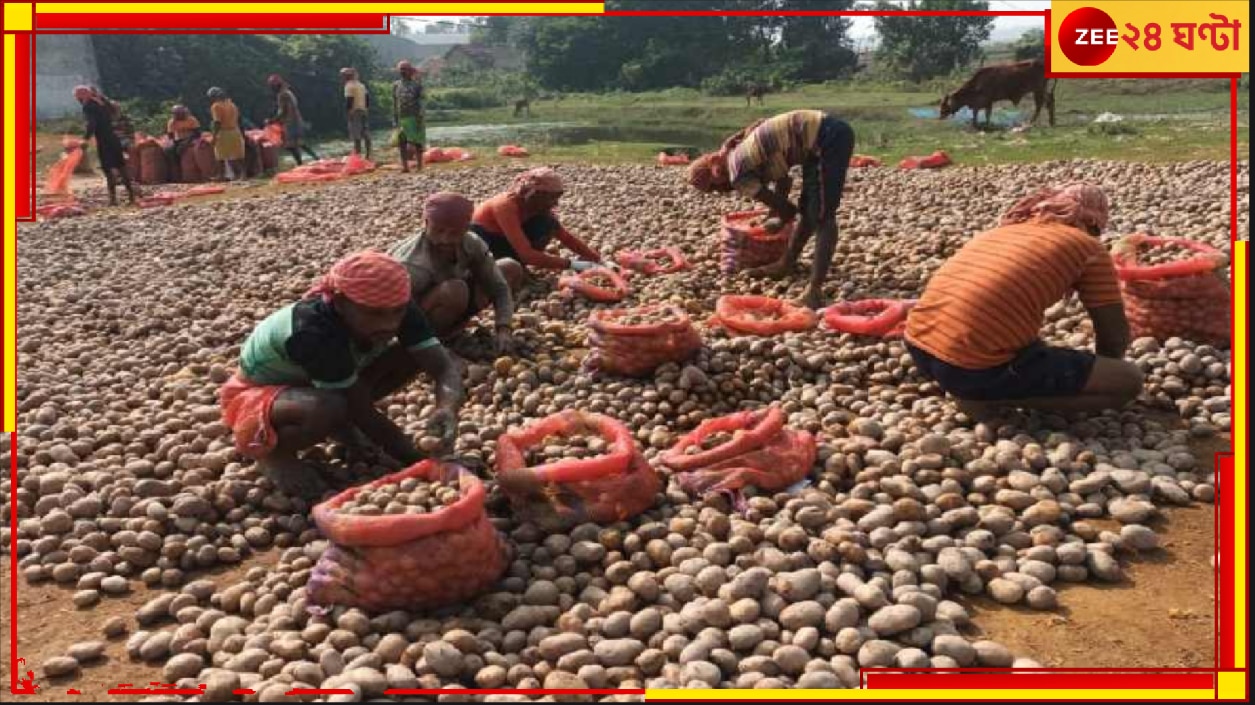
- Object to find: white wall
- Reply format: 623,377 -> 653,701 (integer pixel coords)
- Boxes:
35,35 -> 100,120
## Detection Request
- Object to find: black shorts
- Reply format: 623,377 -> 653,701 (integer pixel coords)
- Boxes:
801,115 -> 855,225
907,340 -> 1096,401
472,213 -> 560,263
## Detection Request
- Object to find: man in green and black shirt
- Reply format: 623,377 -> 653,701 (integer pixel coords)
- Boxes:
220,251 -> 464,500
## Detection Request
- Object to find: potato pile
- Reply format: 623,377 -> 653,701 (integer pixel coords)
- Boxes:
687,431 -> 737,454
618,308 -> 677,327
12,158 -> 1243,699
523,433 -> 610,466
337,479 -> 459,516
1134,241 -> 1202,266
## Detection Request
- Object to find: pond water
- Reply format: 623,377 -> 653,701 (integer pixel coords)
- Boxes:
315,122 -> 726,157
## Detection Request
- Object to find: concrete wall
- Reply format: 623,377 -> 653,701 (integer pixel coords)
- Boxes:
35,35 -> 100,120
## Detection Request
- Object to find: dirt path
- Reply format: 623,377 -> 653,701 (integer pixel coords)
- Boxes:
4,500 -> 1219,700
1,552 -> 277,702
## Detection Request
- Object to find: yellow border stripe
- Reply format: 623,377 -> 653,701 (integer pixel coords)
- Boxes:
4,33 -> 16,433
35,3 -> 604,14
4,3 -> 34,30
1234,240 -> 1247,668
646,690 -> 1216,700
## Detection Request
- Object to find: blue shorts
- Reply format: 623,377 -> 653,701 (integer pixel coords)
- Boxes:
907,340 -> 1096,401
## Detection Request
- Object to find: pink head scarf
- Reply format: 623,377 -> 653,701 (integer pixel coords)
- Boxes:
509,167 -> 564,199
423,192 -> 475,231
1000,182 -> 1111,233
687,152 -> 726,193
305,251 -> 411,309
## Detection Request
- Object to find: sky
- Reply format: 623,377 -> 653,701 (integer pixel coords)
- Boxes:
401,1 -> 1051,45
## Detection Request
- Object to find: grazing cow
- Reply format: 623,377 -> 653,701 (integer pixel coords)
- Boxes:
513,97 -> 531,118
745,83 -> 767,107
939,58 -> 1057,129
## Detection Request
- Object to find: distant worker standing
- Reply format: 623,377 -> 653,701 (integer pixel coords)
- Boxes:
687,109 -> 855,310
207,87 -> 246,181
341,67 -> 372,158
74,85 -> 139,206
267,74 -> 320,166
392,60 -> 425,173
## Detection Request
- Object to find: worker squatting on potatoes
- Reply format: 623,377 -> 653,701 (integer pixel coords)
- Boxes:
905,183 -> 1144,418
219,252 -> 466,500
688,109 -> 856,310
389,192 -> 525,357
471,167 -> 604,275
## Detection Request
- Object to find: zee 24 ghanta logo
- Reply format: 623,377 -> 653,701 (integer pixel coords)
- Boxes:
1058,5 -> 1242,66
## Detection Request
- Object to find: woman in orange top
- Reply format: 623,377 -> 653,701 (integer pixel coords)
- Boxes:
471,168 -> 602,273
904,183 -> 1143,417
164,104 -> 202,179
207,87 -> 245,181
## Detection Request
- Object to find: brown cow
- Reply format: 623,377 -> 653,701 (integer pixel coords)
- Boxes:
939,58 -> 1057,129
745,83 -> 767,107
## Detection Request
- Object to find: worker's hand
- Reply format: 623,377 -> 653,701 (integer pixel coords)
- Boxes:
569,259 -> 599,273
496,469 -> 544,497
493,326 -> 515,356
424,408 -> 457,455
773,202 -> 799,223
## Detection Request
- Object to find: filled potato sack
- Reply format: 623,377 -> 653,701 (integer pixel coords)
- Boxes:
495,411 -> 660,532
1111,234 -> 1231,347
307,460 -> 508,613
585,304 -> 703,377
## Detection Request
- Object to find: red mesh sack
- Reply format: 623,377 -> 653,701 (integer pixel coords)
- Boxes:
615,247 -> 690,276
850,155 -> 882,168
711,295 -> 818,336
1111,234 -> 1230,346
35,204 -> 87,220
495,411 -> 660,532
899,150 -> 952,170
136,139 -> 167,184
559,267 -> 631,303
824,299 -> 916,338
193,137 -> 219,181
720,210 -> 795,275
498,145 -> 530,157
44,138 -> 85,196
585,304 -> 703,377
260,142 -> 279,172
307,460 -> 508,613
186,184 -> 226,197
657,152 -> 691,166
179,146 -> 202,183
660,406 -> 817,498
344,153 -> 375,175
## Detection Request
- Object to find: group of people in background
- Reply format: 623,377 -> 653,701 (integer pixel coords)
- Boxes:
71,59 -> 435,201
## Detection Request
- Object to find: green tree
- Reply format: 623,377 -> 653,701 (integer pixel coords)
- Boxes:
873,0 -> 995,81
1013,28 -> 1045,61
93,34 -> 378,136
772,0 -> 859,82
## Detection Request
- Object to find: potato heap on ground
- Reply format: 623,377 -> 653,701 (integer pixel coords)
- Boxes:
10,159 -> 1242,700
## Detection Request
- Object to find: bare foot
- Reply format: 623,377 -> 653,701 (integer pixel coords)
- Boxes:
259,457 -> 329,501
746,260 -> 800,280
795,287 -> 825,310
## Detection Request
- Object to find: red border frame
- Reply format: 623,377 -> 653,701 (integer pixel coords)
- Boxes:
5,4 -> 1245,699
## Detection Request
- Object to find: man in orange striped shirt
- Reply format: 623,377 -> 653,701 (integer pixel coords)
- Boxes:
905,183 -> 1143,416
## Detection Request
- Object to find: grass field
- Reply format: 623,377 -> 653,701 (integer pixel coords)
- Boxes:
36,78 -> 1249,177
